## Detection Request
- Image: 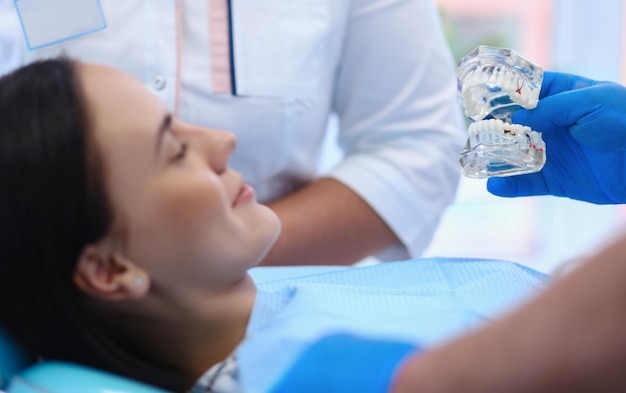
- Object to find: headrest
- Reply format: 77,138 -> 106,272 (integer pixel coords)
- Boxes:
8,362 -> 170,393
0,326 -> 30,389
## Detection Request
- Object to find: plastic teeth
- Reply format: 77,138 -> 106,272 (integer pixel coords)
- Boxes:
459,119 -> 546,179
456,45 -> 546,179
456,45 -> 543,123
459,66 -> 541,121
467,119 -> 543,145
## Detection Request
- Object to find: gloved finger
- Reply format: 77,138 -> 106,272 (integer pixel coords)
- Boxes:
487,174 -> 549,197
570,108 -> 626,151
512,88 -> 600,133
539,71 -> 599,99
514,82 -> 626,150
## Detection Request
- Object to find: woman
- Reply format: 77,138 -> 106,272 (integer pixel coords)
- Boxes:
0,57 -> 281,391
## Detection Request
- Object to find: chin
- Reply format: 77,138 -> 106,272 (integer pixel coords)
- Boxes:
251,224 -> 281,267
243,207 -> 281,267
260,206 -> 282,245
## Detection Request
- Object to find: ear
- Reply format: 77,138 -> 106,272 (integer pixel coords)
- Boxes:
74,245 -> 150,301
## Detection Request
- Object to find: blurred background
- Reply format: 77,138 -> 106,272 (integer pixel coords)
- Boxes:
422,0 -> 626,273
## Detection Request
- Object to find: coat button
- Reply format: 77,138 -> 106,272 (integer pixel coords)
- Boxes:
153,75 -> 167,90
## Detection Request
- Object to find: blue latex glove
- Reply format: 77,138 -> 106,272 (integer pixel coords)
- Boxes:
270,333 -> 417,393
487,71 -> 626,204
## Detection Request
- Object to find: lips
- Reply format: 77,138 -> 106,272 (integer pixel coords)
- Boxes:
233,183 -> 255,206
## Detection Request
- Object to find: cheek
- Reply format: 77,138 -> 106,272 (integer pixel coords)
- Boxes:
157,180 -> 228,243
126,176 -> 230,262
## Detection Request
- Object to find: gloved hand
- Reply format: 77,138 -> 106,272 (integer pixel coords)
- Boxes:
270,333 -> 417,393
487,71 -> 626,204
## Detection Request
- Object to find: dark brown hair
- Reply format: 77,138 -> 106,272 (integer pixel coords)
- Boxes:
0,59 -> 184,391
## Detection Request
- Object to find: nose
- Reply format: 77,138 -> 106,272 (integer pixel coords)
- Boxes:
205,129 -> 237,173
178,123 -> 237,173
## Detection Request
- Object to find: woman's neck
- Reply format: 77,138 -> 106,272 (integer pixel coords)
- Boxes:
182,277 -> 257,381
121,274 -> 258,386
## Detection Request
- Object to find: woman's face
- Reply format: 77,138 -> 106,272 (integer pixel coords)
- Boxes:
78,63 -> 280,293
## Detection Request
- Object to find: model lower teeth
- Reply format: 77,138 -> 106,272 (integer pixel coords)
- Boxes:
459,119 -> 546,179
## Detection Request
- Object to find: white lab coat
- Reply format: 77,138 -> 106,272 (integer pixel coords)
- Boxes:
0,0 -> 466,260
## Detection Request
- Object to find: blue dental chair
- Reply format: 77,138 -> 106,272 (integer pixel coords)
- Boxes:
0,327 -> 28,390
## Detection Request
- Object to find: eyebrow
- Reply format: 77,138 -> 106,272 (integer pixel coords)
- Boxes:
155,114 -> 173,156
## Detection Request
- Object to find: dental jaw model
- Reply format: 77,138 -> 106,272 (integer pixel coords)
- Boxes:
457,45 -> 546,179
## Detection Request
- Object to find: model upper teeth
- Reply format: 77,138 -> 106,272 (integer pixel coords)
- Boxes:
459,66 -> 540,121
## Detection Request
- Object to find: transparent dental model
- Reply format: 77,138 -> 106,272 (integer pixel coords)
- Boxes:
457,45 -> 546,179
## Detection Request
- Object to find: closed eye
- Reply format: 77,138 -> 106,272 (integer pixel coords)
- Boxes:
171,141 -> 188,163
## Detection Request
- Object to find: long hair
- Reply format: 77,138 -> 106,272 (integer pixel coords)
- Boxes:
0,59 -> 184,391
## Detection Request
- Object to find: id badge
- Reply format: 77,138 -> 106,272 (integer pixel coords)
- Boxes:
14,0 -> 107,50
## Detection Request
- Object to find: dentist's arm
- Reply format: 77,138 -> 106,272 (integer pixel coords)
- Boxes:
258,0 -> 463,266
392,233 -> 626,392
262,178 -> 398,266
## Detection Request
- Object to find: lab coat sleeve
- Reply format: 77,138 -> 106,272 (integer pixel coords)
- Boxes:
328,0 -> 466,260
